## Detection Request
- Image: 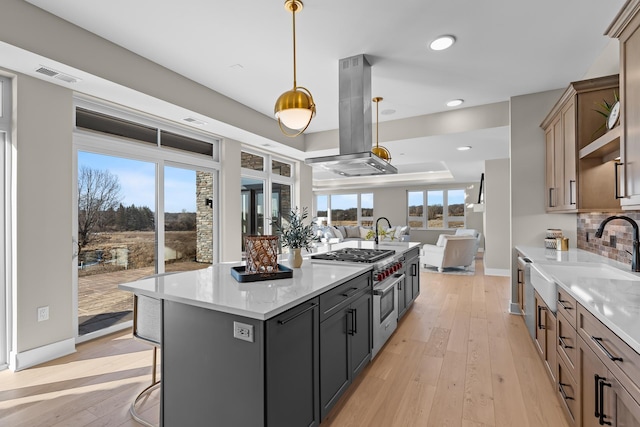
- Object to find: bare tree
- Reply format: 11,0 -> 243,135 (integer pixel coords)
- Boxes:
78,166 -> 122,254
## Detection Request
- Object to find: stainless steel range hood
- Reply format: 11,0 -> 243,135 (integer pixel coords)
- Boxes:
305,54 -> 398,176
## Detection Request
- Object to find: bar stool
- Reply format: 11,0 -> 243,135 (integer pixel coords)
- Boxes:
130,293 -> 161,427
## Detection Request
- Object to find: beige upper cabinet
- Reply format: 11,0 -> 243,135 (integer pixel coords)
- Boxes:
541,75 -> 619,213
608,0 -> 640,208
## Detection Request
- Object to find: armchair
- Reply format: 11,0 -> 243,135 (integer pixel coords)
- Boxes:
420,235 -> 477,272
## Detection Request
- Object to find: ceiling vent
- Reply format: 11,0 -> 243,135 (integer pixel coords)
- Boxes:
35,66 -> 81,84
183,117 -> 207,126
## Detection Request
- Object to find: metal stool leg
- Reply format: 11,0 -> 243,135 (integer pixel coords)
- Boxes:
130,347 -> 160,427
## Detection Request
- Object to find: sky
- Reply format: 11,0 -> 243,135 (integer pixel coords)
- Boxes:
78,151 -> 197,212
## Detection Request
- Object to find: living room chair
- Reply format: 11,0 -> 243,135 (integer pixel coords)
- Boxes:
420,235 -> 477,272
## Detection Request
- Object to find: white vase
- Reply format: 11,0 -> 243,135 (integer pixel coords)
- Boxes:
288,248 -> 303,268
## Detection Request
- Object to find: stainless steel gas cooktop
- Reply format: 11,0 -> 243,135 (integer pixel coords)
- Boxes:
310,248 -> 395,264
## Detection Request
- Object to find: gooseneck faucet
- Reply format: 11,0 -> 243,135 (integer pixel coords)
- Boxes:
375,217 -> 391,245
595,215 -> 640,272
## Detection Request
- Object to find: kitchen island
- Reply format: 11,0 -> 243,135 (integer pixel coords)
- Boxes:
119,242 -> 420,426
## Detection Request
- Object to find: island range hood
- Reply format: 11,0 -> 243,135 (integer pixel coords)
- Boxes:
305,55 -> 398,176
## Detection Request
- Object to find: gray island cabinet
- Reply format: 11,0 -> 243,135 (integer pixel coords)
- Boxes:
119,261 -> 374,426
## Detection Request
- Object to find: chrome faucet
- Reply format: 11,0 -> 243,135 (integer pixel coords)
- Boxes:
375,217 -> 391,245
595,215 -> 640,272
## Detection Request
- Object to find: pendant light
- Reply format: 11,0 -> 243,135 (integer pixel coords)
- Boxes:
274,0 -> 316,137
372,97 -> 391,162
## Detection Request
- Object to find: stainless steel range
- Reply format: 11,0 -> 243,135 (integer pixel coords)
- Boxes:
311,247 -> 404,358
310,248 -> 395,264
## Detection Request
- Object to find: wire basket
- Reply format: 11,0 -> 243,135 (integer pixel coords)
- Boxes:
245,235 -> 279,274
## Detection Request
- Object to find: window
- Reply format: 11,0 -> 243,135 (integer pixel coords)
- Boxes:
315,193 -> 374,227
241,151 -> 295,254
408,188 -> 466,229
74,99 -> 220,341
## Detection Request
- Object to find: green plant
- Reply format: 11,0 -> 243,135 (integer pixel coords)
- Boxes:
271,207 -> 316,250
593,91 -> 619,134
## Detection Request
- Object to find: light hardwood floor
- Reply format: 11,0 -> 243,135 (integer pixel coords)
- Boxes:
0,257 -> 569,427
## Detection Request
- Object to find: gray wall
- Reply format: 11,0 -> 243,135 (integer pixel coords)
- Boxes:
15,74 -> 74,352
483,159 -> 511,274
510,90 -> 578,304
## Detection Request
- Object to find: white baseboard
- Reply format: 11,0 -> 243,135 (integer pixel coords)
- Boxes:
509,302 -> 523,315
484,268 -> 510,277
9,338 -> 76,371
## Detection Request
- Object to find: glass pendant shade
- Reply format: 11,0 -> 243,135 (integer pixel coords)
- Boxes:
274,87 -> 316,130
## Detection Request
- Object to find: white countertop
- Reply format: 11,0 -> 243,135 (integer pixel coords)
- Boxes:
119,260 -> 372,320
517,245 -> 640,354
118,241 -> 421,321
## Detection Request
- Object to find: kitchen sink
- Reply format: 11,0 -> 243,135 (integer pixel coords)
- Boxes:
530,261 -> 640,312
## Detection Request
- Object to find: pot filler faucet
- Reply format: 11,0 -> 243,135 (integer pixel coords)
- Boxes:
595,215 -> 640,272
375,217 -> 391,245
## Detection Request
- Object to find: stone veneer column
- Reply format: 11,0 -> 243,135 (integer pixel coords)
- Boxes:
196,171 -> 213,263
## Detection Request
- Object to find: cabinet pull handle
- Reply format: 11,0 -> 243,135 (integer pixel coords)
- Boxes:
341,287 -> 359,298
558,336 -> 573,349
517,269 -> 524,284
558,382 -> 574,401
591,336 -> 623,362
599,378 -> 612,425
594,374 -> 602,418
277,303 -> 318,325
549,188 -> 555,207
347,309 -> 356,335
615,162 -> 624,199
411,263 -> 417,276
569,180 -> 576,205
352,308 -> 357,334
398,279 -> 402,291
557,300 -> 572,310
537,305 -> 546,330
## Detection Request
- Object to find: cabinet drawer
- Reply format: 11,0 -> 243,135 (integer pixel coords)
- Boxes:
557,311 -> 577,377
320,272 -> 370,321
556,287 -> 577,329
577,304 -> 640,404
557,354 -> 577,427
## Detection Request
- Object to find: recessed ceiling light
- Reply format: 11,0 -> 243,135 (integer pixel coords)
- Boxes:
429,35 -> 456,51
457,146 -> 472,151
446,99 -> 464,107
381,109 -> 396,115
183,117 -> 207,126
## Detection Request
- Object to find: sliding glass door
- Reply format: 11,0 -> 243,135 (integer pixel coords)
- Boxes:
77,151 -> 156,337
164,165 -> 214,273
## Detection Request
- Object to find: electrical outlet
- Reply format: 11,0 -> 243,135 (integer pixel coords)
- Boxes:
37,306 -> 49,322
233,321 -> 254,342
610,235 -> 617,247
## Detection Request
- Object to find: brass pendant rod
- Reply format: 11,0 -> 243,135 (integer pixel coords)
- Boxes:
292,3 -> 297,89
376,99 -> 379,148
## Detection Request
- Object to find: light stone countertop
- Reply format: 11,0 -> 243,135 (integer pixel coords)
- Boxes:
517,245 -> 640,354
119,242 -> 420,321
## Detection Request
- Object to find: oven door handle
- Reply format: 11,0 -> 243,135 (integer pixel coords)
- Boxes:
373,274 -> 405,295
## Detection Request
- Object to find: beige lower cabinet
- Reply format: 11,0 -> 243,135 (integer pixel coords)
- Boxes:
534,291 -> 557,383
576,304 -> 640,427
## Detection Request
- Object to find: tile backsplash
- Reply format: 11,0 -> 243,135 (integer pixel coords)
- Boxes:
577,212 -> 640,264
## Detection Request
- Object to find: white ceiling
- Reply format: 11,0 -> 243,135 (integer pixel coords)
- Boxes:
21,0 -> 627,185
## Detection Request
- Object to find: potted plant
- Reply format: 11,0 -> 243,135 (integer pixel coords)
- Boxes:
271,207 -> 316,268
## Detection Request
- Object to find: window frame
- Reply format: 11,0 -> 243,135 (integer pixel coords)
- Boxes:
314,192 -> 375,227
241,148 -> 295,237
407,188 -> 467,230
72,97 -> 221,343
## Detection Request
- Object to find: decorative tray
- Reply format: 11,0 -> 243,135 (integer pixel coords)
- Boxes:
230,264 -> 293,282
